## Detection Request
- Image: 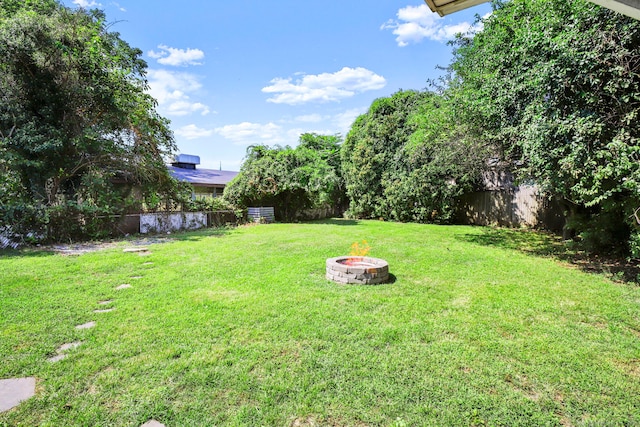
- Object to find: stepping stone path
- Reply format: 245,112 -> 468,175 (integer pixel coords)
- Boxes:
75,321 -> 96,330
47,341 -> 82,363
57,342 -> 83,352
95,299 -> 115,312
140,420 -> 166,427
7,268 -> 147,412
0,377 -> 36,412
46,354 -> 67,363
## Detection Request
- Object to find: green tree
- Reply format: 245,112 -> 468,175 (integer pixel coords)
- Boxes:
341,90 -> 429,219
0,0 -> 179,241
298,133 -> 347,211
224,134 -> 344,221
450,0 -> 640,254
381,94 -> 489,223
341,90 -> 486,222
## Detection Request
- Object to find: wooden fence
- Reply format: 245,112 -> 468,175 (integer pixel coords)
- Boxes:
456,185 -> 565,232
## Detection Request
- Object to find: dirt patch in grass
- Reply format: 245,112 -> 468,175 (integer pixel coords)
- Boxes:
290,416 -> 320,427
613,359 -> 640,378
47,237 -> 173,255
19,227 -> 232,256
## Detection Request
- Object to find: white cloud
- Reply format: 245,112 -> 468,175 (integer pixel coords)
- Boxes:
262,67 -> 386,105
166,101 -> 210,116
175,124 -> 214,140
381,4 -> 484,46
146,69 -> 211,117
149,45 -> 205,67
73,0 -> 101,7
214,122 -> 284,146
333,107 -> 367,134
111,2 -> 126,12
147,69 -> 202,104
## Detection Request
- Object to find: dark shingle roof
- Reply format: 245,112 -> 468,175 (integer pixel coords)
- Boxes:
168,166 -> 238,187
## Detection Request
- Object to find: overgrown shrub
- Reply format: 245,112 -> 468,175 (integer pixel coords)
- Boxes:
225,134 -> 344,222
342,90 -> 487,223
448,0 -> 640,254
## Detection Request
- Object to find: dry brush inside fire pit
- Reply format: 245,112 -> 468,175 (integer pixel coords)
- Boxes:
326,256 -> 389,285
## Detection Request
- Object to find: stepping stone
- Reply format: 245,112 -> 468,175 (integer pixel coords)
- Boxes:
123,247 -> 148,253
94,308 -> 115,313
0,377 -> 36,412
47,341 -> 83,363
75,321 -> 96,330
57,342 -> 82,352
140,420 -> 165,427
47,354 -> 68,363
98,300 -> 113,305
142,262 -> 154,266
116,284 -> 132,290
131,276 -> 143,279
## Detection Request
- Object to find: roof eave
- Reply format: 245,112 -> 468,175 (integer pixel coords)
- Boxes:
423,0 -> 640,20
589,0 -> 640,20
423,0 -> 490,17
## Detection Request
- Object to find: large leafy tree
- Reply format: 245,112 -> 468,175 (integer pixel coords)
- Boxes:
224,134 -> 344,221
297,133 -> 347,211
341,90 -> 487,222
341,90 -> 429,219
0,0 -> 177,240
450,0 -> 640,253
382,94 -> 489,223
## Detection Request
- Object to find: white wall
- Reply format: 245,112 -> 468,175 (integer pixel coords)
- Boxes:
140,212 -> 207,234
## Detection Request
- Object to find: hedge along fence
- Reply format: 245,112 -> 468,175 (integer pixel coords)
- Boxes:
296,206 -> 342,221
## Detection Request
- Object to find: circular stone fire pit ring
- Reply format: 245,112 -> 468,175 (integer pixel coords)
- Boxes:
326,256 -> 389,285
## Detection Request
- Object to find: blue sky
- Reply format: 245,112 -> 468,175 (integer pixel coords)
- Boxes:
62,0 -> 491,171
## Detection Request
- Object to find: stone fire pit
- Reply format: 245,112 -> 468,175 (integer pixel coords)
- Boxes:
326,256 -> 389,285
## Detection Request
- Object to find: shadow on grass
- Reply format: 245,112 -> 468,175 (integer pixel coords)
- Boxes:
306,218 -> 361,226
456,226 -> 640,284
0,248 -> 56,259
149,226 -> 233,242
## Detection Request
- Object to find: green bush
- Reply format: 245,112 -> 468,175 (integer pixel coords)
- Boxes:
628,232 -> 640,260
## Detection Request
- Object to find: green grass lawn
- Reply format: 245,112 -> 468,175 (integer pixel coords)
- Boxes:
1,220 -> 639,426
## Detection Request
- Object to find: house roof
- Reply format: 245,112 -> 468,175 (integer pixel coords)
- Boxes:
423,0 -> 640,20
168,166 -> 238,187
